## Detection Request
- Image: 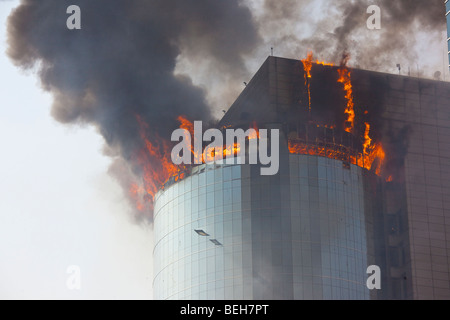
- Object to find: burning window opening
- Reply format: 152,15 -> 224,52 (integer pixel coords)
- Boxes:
295,52 -> 386,176
130,117 -> 261,211
287,123 -> 385,175
133,119 -> 385,212
301,51 -> 334,115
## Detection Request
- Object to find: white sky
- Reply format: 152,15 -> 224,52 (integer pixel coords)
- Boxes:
0,2 -> 153,300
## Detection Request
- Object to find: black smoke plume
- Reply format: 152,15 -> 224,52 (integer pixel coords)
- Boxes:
7,0 -> 260,221
257,0 -> 446,73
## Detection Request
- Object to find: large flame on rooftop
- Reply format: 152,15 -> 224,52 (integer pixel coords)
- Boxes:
130,116 -> 259,210
129,115 -> 180,211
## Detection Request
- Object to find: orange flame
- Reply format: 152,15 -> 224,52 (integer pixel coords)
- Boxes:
129,116 -> 263,211
128,115 -> 180,211
203,143 -> 241,163
363,122 -> 372,154
316,61 -> 334,67
176,115 -> 199,161
301,52 -> 334,113
204,122 -> 259,163
288,136 -> 385,176
337,57 -> 355,134
357,122 -> 385,175
291,52 -> 386,177
177,115 -> 194,136
249,121 -> 260,139
301,52 -> 313,112
302,51 -> 314,79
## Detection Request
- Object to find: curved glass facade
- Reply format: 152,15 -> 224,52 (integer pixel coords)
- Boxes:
153,163 -> 246,300
153,154 -> 382,300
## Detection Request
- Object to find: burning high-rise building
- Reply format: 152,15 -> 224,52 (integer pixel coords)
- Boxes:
152,56 -> 450,300
5,0 -> 449,302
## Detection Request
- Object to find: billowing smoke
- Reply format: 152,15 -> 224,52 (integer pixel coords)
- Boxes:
252,0 -> 446,182
255,0 -> 446,74
7,0 -> 260,221
334,0 -> 445,69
